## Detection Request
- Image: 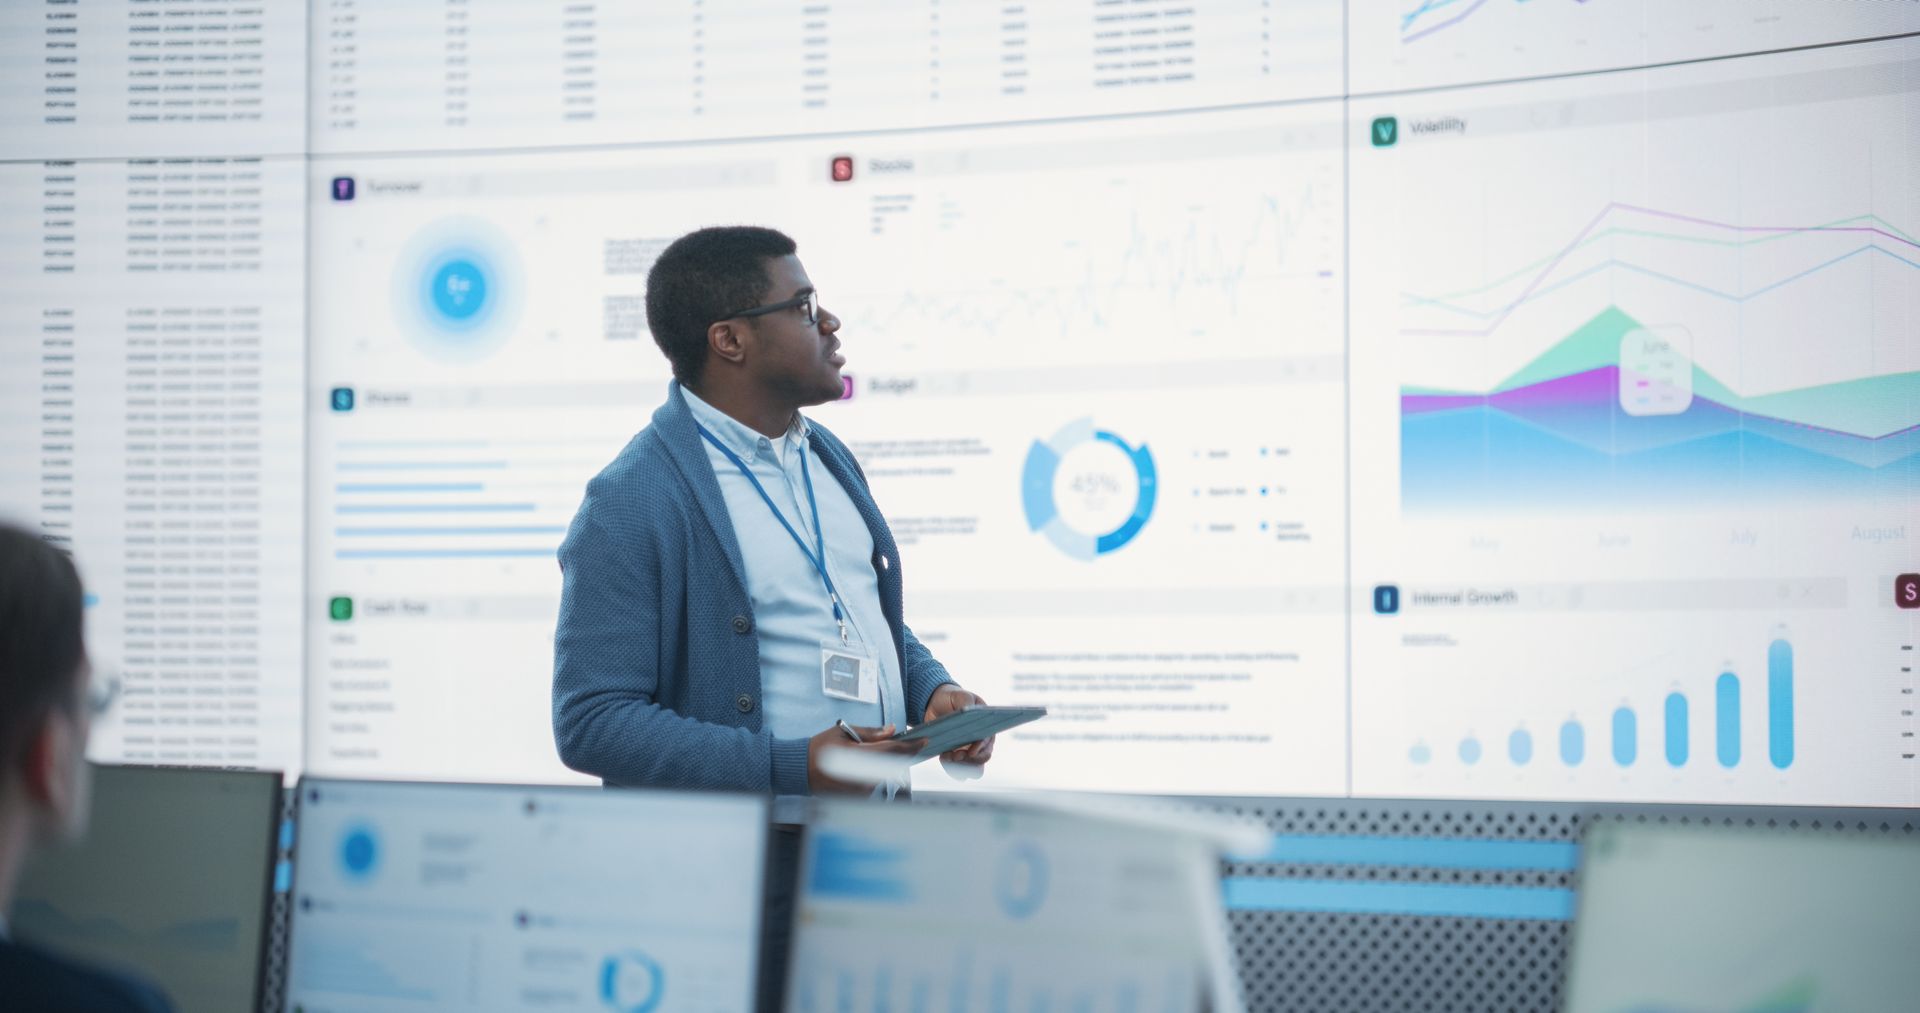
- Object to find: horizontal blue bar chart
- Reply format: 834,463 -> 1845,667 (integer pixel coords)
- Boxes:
334,526 -> 567,537
334,548 -> 558,560
336,482 -> 485,493
336,460 -> 510,471
336,503 -> 537,514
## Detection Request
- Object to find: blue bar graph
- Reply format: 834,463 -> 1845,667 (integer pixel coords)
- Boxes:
1559,720 -> 1584,766
336,460 -> 509,471
338,439 -> 490,450
325,435 -> 591,566
1716,672 -> 1740,767
989,969 -> 1012,1013
336,482 -> 484,493
334,526 -> 566,537
1611,706 -> 1637,766
334,548 -> 557,560
336,503 -> 536,514
1664,692 -> 1688,767
1769,638 -> 1794,769
1415,635 -> 1796,775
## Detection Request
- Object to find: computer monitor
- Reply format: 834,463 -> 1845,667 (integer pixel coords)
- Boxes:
10,764 -> 282,1013
285,779 -> 768,1012
786,799 -> 1224,1013
1563,822 -> 1920,1012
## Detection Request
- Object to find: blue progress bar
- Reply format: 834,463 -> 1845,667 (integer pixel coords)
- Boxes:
337,439 -> 490,450
334,548 -> 557,560
337,503 -> 535,514
337,461 -> 509,471
1222,878 -> 1574,921
337,483 -> 484,493
335,526 -> 567,537
1251,835 -> 1578,872
1769,638 -> 1794,769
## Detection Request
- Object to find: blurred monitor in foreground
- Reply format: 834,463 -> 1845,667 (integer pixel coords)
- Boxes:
787,798 -> 1236,1013
11,764 -> 282,1013
285,779 -> 767,1012
1563,822 -> 1920,1013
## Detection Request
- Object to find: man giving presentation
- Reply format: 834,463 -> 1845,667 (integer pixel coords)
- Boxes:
552,225 -> 993,796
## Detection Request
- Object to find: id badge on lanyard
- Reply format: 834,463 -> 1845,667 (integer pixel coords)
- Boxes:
820,639 -> 879,704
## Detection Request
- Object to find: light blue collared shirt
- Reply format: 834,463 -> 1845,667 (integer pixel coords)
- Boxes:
680,387 -> 908,753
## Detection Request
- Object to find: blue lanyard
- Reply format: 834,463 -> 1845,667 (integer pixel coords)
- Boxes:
695,423 -> 848,642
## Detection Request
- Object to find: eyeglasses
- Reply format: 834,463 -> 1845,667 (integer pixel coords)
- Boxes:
724,289 -> 820,328
85,669 -> 121,719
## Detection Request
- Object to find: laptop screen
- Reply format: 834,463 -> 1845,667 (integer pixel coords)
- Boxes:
286,779 -> 767,1012
12,764 -> 282,1013
786,799 -> 1218,1013
1564,822 -> 1920,1012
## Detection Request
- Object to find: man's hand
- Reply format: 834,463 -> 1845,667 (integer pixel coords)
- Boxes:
923,684 -> 994,778
806,723 -> 922,795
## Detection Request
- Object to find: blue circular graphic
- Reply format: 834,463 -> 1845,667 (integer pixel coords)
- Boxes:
429,257 -> 490,323
392,219 -> 523,363
599,951 -> 664,1013
1021,418 -> 1156,560
340,825 -> 379,880
995,842 -> 1049,920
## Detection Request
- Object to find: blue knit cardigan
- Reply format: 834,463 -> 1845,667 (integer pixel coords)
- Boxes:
552,382 -> 954,794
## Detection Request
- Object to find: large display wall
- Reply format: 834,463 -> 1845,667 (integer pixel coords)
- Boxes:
2,1 -> 1916,806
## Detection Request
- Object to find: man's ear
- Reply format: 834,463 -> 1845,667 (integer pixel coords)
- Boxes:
19,716 -> 69,810
24,712 -> 90,840
707,320 -> 748,367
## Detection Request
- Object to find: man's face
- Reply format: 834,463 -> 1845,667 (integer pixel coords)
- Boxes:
25,656 -> 93,840
742,254 -> 844,406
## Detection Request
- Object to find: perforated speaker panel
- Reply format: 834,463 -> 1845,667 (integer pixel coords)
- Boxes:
1204,797 -> 1920,1013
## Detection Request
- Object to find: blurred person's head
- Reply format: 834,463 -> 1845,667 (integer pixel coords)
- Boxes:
0,522 -> 93,851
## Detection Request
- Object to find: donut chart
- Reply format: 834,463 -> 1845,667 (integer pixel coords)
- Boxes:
598,950 -> 665,1013
1021,418 -> 1157,560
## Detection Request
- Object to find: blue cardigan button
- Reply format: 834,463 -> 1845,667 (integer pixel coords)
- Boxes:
731,614 -> 752,634
734,693 -> 754,714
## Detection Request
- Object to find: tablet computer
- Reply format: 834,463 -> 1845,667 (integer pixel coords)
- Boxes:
890,705 -> 1046,760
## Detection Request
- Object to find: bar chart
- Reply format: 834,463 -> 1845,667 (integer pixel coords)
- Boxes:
1409,634 -> 1797,775
323,436 -> 618,562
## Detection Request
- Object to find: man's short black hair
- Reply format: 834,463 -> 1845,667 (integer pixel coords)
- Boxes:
0,521 -> 86,770
645,226 -> 798,386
